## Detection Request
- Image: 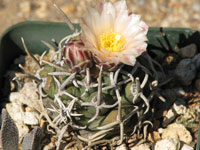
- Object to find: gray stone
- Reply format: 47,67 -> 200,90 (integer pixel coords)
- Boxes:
192,53 -> 200,70
180,44 -> 197,58
175,59 -> 196,86
22,127 -> 43,150
0,109 -> 19,150
161,89 -> 177,104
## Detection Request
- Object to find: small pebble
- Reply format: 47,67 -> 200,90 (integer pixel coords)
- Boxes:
131,143 -> 150,150
158,128 -> 165,134
192,53 -> 200,70
6,102 -> 24,122
116,144 -> 128,150
162,99 -> 186,126
154,138 -> 180,150
24,112 -> 39,125
9,82 -> 41,112
175,59 -> 196,86
162,123 -> 192,144
181,144 -> 194,150
179,44 -> 197,58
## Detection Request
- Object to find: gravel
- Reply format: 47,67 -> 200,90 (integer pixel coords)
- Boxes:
0,0 -> 200,34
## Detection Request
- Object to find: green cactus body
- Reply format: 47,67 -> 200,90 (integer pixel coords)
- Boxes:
39,58 -> 152,133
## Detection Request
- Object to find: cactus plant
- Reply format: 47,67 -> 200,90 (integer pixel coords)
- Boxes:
2,26 -> 199,149
11,1 -> 168,149
1,1 -> 199,149
16,36 -> 164,149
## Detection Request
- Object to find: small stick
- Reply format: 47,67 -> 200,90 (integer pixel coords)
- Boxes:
41,40 -> 56,51
60,72 -> 76,90
140,73 -> 148,89
48,71 -> 71,76
21,37 -> 41,68
39,51 -> 47,65
54,4 -> 76,32
140,94 -> 150,114
18,64 -> 33,75
13,73 -> 41,82
56,125 -> 68,150
57,31 -> 81,61
41,60 -> 69,72
51,38 -> 58,47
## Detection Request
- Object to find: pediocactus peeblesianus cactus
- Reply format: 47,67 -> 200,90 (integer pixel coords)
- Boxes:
12,0 -> 166,149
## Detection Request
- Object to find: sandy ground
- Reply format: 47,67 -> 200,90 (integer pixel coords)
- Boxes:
0,0 -> 200,35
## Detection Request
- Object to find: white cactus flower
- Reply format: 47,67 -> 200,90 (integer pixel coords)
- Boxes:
81,0 -> 148,71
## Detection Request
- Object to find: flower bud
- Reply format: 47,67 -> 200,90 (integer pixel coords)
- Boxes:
63,40 -> 93,73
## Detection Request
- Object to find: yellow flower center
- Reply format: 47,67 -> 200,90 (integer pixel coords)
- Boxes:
100,30 -> 125,52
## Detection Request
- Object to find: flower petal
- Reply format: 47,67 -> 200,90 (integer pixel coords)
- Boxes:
114,0 -> 128,16
120,54 -> 136,66
100,2 -> 115,32
81,0 -> 148,71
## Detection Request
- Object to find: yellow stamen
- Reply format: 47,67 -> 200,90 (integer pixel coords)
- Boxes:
100,30 -> 125,52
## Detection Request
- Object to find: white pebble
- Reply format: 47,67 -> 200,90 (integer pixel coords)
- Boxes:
116,144 -> 127,150
155,138 -> 180,150
131,143 -> 150,150
181,144 -> 194,150
24,112 -> 39,125
162,123 -> 192,144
